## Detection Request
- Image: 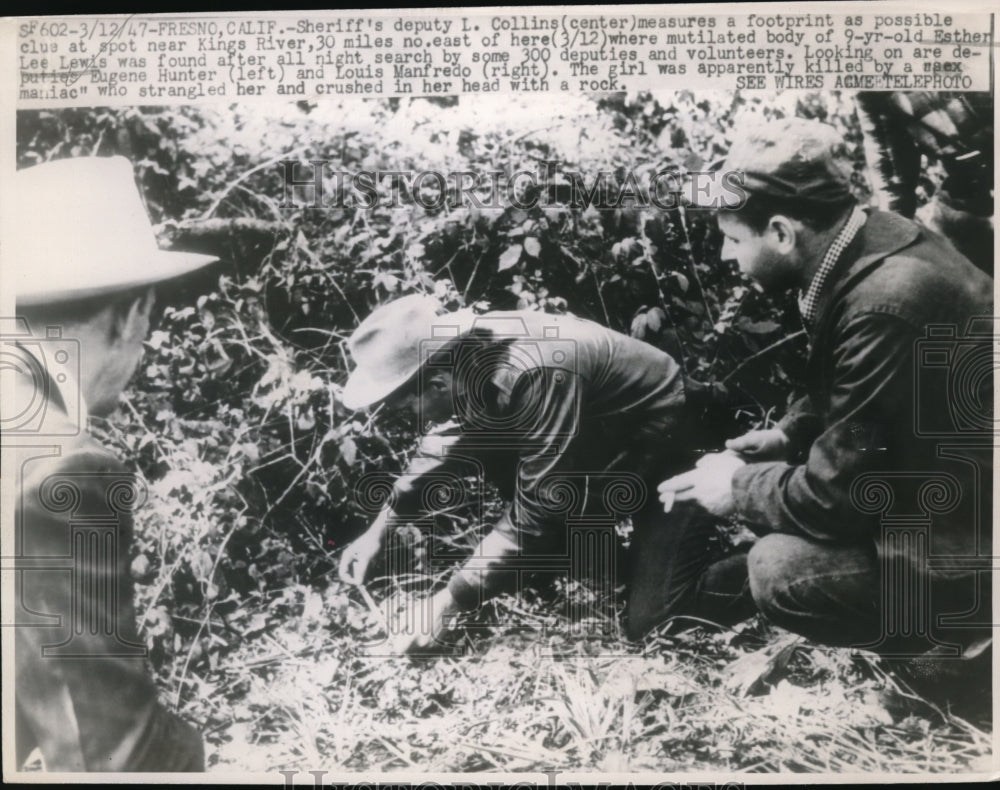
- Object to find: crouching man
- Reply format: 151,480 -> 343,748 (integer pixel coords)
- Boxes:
338,295 -> 754,653
5,157 -> 218,770
660,119 -> 993,681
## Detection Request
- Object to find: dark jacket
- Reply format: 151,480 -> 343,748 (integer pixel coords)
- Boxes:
732,210 -> 993,564
389,310 -> 687,548
10,349 -> 202,771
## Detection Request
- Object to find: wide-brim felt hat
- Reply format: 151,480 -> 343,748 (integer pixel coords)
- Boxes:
341,294 -> 478,410
10,156 -> 218,307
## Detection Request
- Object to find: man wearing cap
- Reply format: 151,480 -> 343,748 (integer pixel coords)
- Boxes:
4,157 -> 217,770
338,296 -> 754,652
659,119 -> 993,669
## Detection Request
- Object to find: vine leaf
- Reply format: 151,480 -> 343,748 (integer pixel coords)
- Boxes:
498,244 -> 523,272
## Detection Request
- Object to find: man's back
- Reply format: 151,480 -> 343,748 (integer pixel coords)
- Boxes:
10,357 -> 203,771
735,209 -> 992,557
391,310 -> 687,545
452,309 -> 685,440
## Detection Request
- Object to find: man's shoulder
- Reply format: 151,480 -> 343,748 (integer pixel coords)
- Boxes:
20,430 -> 131,502
833,211 -> 992,326
6,354 -> 81,435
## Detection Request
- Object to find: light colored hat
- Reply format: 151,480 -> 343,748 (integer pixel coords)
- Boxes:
341,294 -> 476,410
691,117 -> 853,209
10,156 -> 218,306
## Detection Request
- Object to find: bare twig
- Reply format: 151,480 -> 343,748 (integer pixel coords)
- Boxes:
720,330 -> 807,384
202,146 -> 311,220
591,267 -> 611,327
644,259 -> 690,369
676,205 -> 717,326
462,249 -> 487,302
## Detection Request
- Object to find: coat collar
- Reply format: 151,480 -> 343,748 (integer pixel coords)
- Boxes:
810,209 -> 920,329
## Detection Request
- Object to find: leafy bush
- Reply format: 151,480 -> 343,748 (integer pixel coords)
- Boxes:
16,90 -> 864,707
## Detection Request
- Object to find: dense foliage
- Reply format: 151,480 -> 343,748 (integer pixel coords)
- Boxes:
16,93 -> 987,772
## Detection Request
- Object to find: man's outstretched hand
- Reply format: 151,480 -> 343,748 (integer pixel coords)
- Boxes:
724,428 -> 790,461
338,529 -> 384,586
387,588 -> 459,654
658,428 -> 789,516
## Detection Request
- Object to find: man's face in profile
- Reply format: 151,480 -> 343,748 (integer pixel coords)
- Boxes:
90,289 -> 157,417
416,372 -> 454,426
718,211 -> 798,293
384,371 -> 454,428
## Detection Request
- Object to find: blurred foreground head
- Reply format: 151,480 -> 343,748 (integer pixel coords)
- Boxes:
10,156 -> 218,415
696,118 -> 857,292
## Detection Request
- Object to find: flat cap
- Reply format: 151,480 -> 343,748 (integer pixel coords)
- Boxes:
693,117 -> 854,209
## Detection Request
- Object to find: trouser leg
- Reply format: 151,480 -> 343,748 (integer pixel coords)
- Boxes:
624,500 -> 756,640
16,597 -> 205,773
747,532 -> 989,655
747,531 -> 991,717
747,533 -> 882,647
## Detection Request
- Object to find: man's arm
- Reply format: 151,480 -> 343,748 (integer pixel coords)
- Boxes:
340,422 -> 472,584
724,394 -> 814,464
731,312 -> 918,541
339,506 -> 395,584
775,393 -> 823,458
390,368 -> 582,652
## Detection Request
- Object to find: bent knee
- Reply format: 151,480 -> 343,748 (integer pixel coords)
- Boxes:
747,533 -> 880,645
747,533 -> 801,613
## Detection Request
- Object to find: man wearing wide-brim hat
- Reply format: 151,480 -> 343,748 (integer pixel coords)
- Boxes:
338,294 -> 756,653
659,118 -> 993,710
4,156 -> 217,770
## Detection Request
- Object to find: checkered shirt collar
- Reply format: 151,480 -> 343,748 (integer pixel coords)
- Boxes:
798,205 -> 867,326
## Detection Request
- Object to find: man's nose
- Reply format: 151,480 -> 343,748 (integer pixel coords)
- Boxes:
720,239 -> 736,263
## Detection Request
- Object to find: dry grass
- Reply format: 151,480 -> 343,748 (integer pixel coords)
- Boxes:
170,578 -> 993,776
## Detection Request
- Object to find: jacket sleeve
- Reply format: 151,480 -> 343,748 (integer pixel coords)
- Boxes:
776,393 -> 823,458
15,449 -> 203,771
494,366 -> 582,547
731,312 -> 918,541
390,422 -> 478,519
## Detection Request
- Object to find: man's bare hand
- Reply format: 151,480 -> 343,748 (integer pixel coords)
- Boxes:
724,428 -> 790,461
338,529 -> 384,585
658,451 -> 746,517
388,588 -> 459,654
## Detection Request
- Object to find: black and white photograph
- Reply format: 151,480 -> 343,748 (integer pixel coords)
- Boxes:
1,4 -> 996,782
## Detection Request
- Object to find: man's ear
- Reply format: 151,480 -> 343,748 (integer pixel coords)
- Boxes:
767,215 -> 798,253
109,287 -> 156,343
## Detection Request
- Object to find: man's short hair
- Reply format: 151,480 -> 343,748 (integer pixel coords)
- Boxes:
18,286 -> 154,333
733,193 -> 857,234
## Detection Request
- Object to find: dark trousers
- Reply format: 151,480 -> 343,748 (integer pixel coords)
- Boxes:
625,500 -> 755,640
626,506 -> 990,659
747,532 -> 990,656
